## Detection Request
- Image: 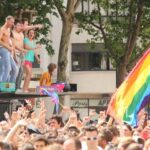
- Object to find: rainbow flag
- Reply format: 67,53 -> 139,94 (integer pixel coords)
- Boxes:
107,48 -> 150,127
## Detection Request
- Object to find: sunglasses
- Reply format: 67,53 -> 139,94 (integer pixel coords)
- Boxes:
85,137 -> 97,141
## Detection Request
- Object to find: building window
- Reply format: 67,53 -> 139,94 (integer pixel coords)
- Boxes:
32,55 -> 40,68
72,43 -> 114,71
70,94 -> 111,119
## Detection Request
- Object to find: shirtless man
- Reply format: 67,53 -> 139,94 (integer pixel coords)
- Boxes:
13,19 -> 43,89
0,16 -> 18,82
13,19 -> 43,55
22,18 -> 43,32
12,19 -> 26,89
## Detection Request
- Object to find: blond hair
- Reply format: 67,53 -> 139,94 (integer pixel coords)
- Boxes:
5,16 -> 14,21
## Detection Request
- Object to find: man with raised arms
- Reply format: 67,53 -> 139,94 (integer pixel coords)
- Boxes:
13,18 -> 43,89
12,19 -> 26,89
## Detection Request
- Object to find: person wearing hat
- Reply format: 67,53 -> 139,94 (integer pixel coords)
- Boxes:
40,63 -> 56,86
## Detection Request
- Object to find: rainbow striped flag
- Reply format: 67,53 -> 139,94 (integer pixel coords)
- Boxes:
107,48 -> 150,127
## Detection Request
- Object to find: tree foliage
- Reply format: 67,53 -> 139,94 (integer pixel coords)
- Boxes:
52,0 -> 81,82
76,0 -> 150,86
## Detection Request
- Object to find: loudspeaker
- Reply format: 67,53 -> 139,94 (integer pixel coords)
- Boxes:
70,83 -> 77,92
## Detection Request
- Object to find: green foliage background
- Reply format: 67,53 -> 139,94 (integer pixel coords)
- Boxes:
76,0 -> 150,69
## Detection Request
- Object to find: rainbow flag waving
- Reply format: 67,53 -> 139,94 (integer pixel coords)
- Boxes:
107,48 -> 150,127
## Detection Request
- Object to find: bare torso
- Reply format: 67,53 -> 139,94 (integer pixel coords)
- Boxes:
12,30 -> 24,54
0,26 -> 11,47
12,30 -> 24,49
0,25 -> 17,59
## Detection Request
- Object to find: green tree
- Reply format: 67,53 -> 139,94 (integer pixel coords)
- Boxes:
76,0 -> 150,87
53,0 -> 81,82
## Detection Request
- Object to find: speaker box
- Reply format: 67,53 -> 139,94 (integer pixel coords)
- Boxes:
70,83 -> 77,92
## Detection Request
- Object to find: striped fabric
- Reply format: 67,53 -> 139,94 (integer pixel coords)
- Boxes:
107,48 -> 150,126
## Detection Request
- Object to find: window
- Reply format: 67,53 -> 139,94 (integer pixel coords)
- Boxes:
32,55 -> 40,68
72,43 -> 114,71
32,54 -> 41,80
70,94 -> 111,118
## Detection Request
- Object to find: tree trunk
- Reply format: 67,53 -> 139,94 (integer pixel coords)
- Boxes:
57,17 -> 73,82
116,60 -> 127,87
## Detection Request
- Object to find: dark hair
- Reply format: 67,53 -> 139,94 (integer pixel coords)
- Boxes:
67,126 -> 80,137
68,126 -> 80,133
99,128 -> 113,142
124,123 -> 133,132
14,19 -> 21,25
74,138 -> 82,150
22,18 -> 29,24
27,124 -> 41,135
50,115 -> 64,127
27,29 -> 35,38
84,126 -> 98,133
135,137 -> 144,146
108,126 -> 120,136
16,105 -> 22,111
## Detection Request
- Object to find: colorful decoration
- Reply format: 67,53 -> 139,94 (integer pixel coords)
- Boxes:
107,48 -> 150,127
37,83 -> 65,113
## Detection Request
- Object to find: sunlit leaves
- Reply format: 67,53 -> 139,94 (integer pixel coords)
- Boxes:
76,0 -> 150,68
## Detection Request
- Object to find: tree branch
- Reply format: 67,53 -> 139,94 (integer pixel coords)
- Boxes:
89,21 -> 101,30
66,0 -> 75,14
96,3 -> 117,60
53,0 -> 66,19
138,34 -> 150,39
97,3 -> 107,47
74,0 -> 81,11
125,0 -> 134,53
126,2 -> 144,60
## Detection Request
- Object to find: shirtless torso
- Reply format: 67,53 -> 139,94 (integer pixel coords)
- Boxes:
0,17 -> 14,51
0,27 -> 12,51
0,16 -> 18,83
12,30 -> 24,54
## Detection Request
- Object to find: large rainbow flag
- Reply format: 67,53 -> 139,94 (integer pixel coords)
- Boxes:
107,48 -> 150,127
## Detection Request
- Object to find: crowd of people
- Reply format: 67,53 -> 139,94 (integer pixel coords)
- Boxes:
0,100 -> 149,150
0,15 -> 150,150
0,15 -> 43,92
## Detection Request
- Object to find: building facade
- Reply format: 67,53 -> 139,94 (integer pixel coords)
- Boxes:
30,2 -> 116,118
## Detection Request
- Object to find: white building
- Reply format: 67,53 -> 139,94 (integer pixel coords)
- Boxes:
30,2 -> 116,118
